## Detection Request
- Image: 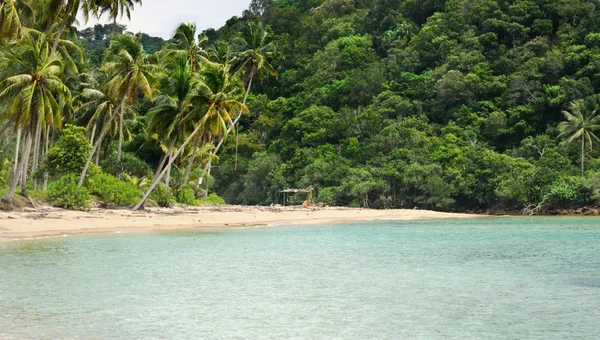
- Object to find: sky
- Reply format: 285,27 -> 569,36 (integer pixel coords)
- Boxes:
80,0 -> 252,39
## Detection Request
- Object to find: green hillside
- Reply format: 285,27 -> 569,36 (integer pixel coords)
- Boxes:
1,0 -> 600,212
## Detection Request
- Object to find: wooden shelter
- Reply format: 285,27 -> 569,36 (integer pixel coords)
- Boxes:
280,188 -> 314,206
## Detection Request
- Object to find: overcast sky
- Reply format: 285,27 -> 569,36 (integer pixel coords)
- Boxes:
80,0 -> 252,39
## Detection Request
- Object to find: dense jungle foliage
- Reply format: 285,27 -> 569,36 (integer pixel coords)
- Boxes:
2,0 -> 600,212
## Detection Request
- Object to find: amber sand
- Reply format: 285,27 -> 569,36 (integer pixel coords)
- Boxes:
0,205 -> 481,241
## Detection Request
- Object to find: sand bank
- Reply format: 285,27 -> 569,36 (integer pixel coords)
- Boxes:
0,205 -> 481,241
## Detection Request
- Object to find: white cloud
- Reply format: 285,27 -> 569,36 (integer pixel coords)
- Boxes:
79,0 -> 251,39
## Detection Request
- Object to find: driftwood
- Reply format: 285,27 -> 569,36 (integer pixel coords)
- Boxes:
522,203 -> 543,215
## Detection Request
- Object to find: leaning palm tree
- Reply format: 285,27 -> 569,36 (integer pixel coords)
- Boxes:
76,85 -> 126,188
103,33 -> 156,162
146,53 -> 196,186
558,99 -> 600,176
133,62 -> 247,210
198,21 -> 277,179
0,32 -> 70,205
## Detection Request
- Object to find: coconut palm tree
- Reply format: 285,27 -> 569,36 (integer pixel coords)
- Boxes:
198,21 -> 277,181
43,0 -> 142,56
133,62 -> 247,210
146,52 -> 198,186
168,23 -> 208,72
206,40 -> 232,64
0,0 -> 25,42
96,0 -> 142,24
75,84 -> 128,188
558,98 -> 600,176
0,32 -> 70,205
103,33 -> 156,162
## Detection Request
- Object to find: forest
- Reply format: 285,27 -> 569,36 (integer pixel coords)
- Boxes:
1,0 -> 600,213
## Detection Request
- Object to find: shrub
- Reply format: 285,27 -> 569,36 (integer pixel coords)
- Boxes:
150,182 -> 176,207
197,193 -> 226,206
542,177 -> 595,209
48,175 -> 90,211
86,173 -> 141,207
101,152 -> 154,178
44,125 -> 92,178
177,187 -> 197,206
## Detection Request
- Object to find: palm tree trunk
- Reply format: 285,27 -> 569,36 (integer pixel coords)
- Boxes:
32,123 -> 40,172
11,128 -> 21,184
90,123 -> 97,145
204,158 -> 212,199
2,130 -> 31,205
32,124 -> 41,190
134,122 -> 205,210
51,20 -> 68,57
43,127 -> 50,190
117,97 -> 126,162
164,141 -> 176,186
183,138 -> 201,186
581,134 -> 585,176
95,142 -> 101,166
78,120 -> 112,189
152,139 -> 175,183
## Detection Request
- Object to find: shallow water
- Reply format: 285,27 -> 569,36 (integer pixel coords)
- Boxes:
1,217 -> 599,339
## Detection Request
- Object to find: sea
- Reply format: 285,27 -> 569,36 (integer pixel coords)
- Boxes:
1,217 -> 599,339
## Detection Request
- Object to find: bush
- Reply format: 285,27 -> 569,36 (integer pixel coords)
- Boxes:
151,182 -> 176,207
177,187 -> 197,206
100,152 -> 154,178
44,125 -> 92,178
86,173 -> 141,207
48,175 -> 90,211
542,177 -> 595,208
197,193 -> 226,205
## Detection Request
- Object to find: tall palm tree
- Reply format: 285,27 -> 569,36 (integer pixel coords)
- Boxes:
198,21 -> 277,180
133,62 -> 247,210
558,99 -> 600,176
103,33 -> 156,162
0,32 -> 70,205
37,0 -> 98,56
42,0 -> 141,59
167,23 -> 208,72
96,0 -> 142,23
146,53 -> 196,186
76,84 -> 125,188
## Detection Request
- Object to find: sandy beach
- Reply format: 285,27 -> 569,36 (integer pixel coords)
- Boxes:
0,205 -> 481,241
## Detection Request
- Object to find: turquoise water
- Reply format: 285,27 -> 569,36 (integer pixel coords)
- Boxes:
1,217 -> 600,339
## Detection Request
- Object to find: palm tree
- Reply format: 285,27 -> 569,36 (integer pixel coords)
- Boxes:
0,32 -> 70,205
133,62 -> 247,210
43,0 -> 142,56
75,85 -> 126,188
230,21 -> 277,94
103,33 -> 156,162
198,21 -> 277,180
0,0 -> 25,42
558,99 -> 600,176
96,0 -> 142,24
168,23 -> 208,71
146,53 -> 196,186
206,40 -> 232,64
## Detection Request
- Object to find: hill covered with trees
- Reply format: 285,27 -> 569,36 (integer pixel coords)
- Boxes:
1,0 -> 600,213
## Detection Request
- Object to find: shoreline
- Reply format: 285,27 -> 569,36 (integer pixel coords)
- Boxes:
0,205 -> 482,241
